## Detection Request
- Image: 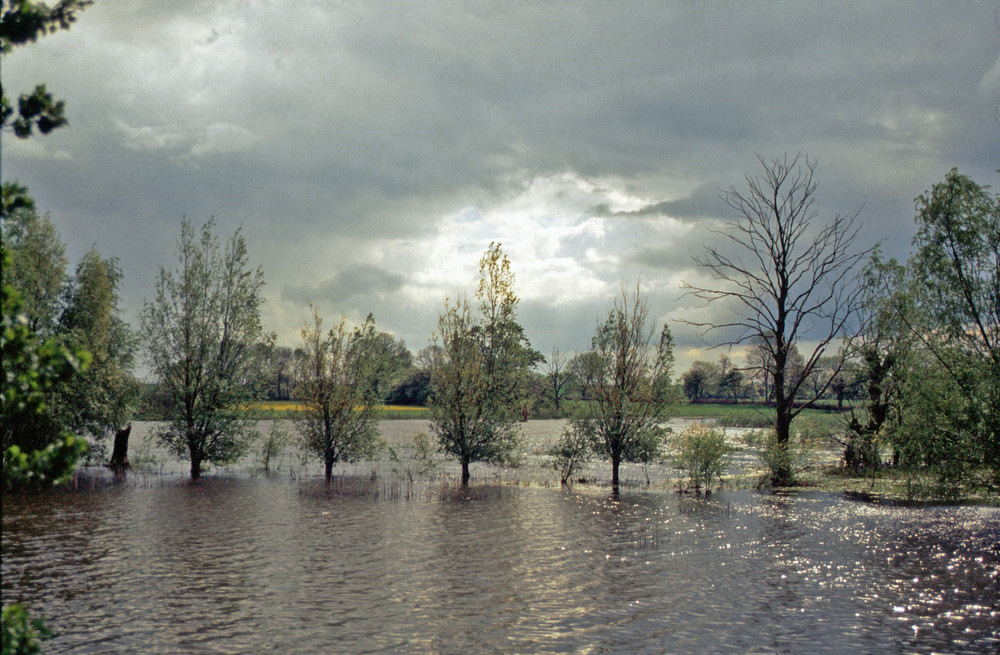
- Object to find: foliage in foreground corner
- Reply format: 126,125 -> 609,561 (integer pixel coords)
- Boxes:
3,435 -> 87,490
2,603 -> 52,655
2,247 -> 90,489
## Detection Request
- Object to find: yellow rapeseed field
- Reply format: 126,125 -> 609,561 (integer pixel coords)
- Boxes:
250,401 -> 428,414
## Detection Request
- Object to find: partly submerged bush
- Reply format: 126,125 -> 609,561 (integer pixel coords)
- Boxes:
742,425 -> 823,487
673,423 -> 733,493
548,423 -> 592,485
257,422 -> 294,474
3,435 -> 87,491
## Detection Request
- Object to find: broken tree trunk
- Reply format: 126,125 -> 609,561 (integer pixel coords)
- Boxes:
108,422 -> 132,471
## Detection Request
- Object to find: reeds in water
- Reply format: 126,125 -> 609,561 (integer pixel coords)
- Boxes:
301,473 -> 416,501
435,477 -> 515,502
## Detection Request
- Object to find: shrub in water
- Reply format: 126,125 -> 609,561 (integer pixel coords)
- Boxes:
742,426 -> 822,487
673,423 -> 732,493
548,423 -> 592,485
258,422 -> 294,474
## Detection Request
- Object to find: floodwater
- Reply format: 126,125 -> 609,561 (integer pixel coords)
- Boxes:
2,421 -> 998,654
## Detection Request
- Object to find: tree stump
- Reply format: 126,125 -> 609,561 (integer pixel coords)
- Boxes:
109,422 -> 131,471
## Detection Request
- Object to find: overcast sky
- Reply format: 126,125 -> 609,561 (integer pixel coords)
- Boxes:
4,1 -> 998,373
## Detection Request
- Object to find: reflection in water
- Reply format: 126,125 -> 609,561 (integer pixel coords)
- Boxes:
3,476 -> 998,654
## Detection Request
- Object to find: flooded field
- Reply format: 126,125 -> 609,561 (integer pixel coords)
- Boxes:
3,420 -> 998,654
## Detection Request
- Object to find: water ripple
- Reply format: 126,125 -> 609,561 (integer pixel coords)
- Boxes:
3,477 -> 998,654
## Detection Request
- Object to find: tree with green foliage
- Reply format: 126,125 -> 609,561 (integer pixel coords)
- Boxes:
3,212 -> 139,456
576,286 -> 674,491
683,154 -> 868,485
294,308 -> 388,482
56,249 -> 140,449
141,220 -> 271,479
885,169 -> 1000,491
1,209 -> 68,335
839,248 -> 910,472
1,0 -> 92,220
2,246 -> 89,489
429,243 -> 540,486
716,355 -> 744,403
1,181 -> 34,219
476,242 -> 544,417
568,350 -> 601,400
368,330 -> 413,402
681,360 -> 718,401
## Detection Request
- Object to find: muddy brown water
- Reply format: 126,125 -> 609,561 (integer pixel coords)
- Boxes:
2,420 -> 998,654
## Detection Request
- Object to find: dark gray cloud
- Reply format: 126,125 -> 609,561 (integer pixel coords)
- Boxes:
601,183 -> 726,223
284,264 -> 407,306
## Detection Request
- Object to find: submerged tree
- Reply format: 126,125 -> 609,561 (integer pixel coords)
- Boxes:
576,286 -> 674,491
429,243 -> 540,486
141,220 -> 270,479
683,154 -> 869,485
56,249 -> 139,449
840,249 -> 909,472
894,169 -> 1000,489
294,308 -> 388,482
3,211 -> 138,457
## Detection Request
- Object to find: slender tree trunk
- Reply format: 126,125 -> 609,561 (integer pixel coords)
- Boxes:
773,340 -> 792,485
611,452 -> 621,492
325,458 -> 334,482
188,429 -> 201,480
461,458 -> 470,487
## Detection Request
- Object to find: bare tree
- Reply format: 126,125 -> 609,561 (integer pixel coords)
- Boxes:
744,336 -> 772,401
543,347 -> 573,414
682,154 -> 869,484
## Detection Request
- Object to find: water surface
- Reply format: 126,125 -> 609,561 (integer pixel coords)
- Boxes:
2,422 -> 998,654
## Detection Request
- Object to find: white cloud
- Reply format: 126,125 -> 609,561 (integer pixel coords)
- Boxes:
116,120 -> 185,152
4,138 -> 73,162
188,122 -> 259,158
979,55 -> 1000,98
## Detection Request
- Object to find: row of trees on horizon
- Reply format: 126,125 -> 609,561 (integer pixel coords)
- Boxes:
4,160 -> 998,495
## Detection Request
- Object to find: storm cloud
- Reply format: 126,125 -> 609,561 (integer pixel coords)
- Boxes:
4,1 -> 998,372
